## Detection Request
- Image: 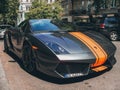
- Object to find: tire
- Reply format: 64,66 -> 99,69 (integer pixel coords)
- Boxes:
109,31 -> 118,41
22,44 -> 36,73
4,34 -> 9,53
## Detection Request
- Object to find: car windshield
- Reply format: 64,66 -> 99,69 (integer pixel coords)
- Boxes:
30,19 -> 60,32
29,19 -> 74,32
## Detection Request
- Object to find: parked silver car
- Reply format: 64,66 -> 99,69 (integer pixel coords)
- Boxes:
0,25 -> 12,38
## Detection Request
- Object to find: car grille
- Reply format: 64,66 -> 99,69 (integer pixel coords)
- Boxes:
55,62 -> 90,78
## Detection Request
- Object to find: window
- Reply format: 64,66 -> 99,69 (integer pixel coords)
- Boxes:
111,0 -> 116,8
26,6 -> 30,11
18,21 -> 27,32
30,19 -> 60,32
105,17 -> 118,24
21,13 -> 22,18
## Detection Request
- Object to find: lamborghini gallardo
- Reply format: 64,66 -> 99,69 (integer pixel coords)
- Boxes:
4,19 -> 116,78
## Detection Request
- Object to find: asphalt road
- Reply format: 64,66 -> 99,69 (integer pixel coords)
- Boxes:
0,40 -> 120,90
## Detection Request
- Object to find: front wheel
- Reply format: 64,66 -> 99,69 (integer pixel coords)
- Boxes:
22,44 -> 36,73
109,31 -> 119,41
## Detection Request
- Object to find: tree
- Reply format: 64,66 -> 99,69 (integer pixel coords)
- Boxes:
0,0 -> 8,13
0,0 -> 19,25
6,0 -> 19,25
0,0 -> 9,24
26,0 -> 63,19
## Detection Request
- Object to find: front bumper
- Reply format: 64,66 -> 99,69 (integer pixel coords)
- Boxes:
90,56 -> 116,73
55,62 -> 90,78
35,51 -> 116,79
54,56 -> 116,78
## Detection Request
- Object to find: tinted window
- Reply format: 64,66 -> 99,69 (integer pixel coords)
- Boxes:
52,20 -> 74,30
18,21 -> 28,33
105,17 -> 118,24
0,25 -> 11,30
29,19 -> 60,32
75,22 -> 94,26
96,17 -> 103,24
24,23 -> 30,33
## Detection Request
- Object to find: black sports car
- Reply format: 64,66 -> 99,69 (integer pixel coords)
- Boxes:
4,19 -> 116,78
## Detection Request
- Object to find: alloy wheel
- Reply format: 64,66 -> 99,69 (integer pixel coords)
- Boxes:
110,31 -> 118,41
22,45 -> 36,73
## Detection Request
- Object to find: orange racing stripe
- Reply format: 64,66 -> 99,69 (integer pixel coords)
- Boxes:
69,32 -> 108,67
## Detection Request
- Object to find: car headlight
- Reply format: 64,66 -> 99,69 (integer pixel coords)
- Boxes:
45,42 -> 69,54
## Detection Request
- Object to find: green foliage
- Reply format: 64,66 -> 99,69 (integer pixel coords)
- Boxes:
26,0 -> 63,19
6,0 -> 19,25
0,0 -> 8,13
0,0 -> 19,25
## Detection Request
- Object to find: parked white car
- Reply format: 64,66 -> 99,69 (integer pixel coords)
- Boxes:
0,25 -> 12,38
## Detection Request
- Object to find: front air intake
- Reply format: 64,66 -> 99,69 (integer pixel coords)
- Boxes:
55,62 -> 90,78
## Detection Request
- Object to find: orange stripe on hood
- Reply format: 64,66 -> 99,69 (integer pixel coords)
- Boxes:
69,32 -> 108,67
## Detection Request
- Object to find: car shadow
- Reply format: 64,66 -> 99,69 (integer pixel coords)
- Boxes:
0,38 -> 4,41
6,51 -> 112,84
31,70 -> 110,84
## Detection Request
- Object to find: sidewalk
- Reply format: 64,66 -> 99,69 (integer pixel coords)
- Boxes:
0,56 -> 10,90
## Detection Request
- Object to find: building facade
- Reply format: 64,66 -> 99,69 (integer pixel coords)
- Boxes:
17,0 -> 55,24
61,0 -> 120,22
18,0 -> 33,24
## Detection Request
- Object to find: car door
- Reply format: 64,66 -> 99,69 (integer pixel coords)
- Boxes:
11,20 -> 28,56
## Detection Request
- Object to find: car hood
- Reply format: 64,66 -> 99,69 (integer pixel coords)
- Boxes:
83,31 -> 116,57
33,32 -> 92,54
32,31 -> 116,67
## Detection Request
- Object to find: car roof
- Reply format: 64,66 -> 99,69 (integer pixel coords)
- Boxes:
0,24 -> 12,27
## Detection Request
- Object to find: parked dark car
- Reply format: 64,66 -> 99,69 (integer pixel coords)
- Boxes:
96,15 -> 120,41
74,22 -> 97,31
4,19 -> 116,78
